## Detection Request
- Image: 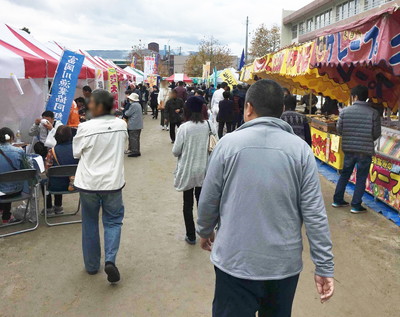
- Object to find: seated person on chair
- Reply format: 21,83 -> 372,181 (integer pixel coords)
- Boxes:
0,127 -> 26,224
45,126 -> 78,215
29,110 -> 63,159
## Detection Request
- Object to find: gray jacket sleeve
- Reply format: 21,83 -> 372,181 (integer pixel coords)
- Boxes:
172,127 -> 184,157
29,123 -> 39,136
196,145 -> 225,238
301,148 -> 334,277
336,111 -> 343,136
124,104 -> 135,118
372,110 -> 381,141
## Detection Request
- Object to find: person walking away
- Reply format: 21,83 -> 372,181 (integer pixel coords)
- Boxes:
29,110 -> 63,159
172,97 -> 217,245
158,80 -> 170,130
150,86 -> 159,119
232,91 -> 243,129
210,82 -> 228,129
194,90 -> 209,120
125,93 -> 143,157
197,79 -> 334,316
73,89 -> 128,283
0,128 -> 27,224
332,85 -> 381,213
165,90 -> 184,143
139,84 -> 149,115
281,94 -> 312,146
217,91 -> 234,138
174,81 -> 188,101
44,126 -> 79,215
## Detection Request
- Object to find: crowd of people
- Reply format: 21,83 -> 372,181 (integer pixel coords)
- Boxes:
1,74 -> 386,316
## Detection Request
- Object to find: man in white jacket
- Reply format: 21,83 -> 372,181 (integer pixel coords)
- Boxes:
73,89 -> 128,284
210,82 -> 228,129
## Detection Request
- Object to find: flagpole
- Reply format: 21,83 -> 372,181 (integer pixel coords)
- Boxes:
245,16 -> 249,64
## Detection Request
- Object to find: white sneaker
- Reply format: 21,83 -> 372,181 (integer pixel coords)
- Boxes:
161,125 -> 165,130
166,126 -> 170,131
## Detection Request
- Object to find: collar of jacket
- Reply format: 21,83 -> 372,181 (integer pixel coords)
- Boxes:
236,116 -> 295,135
352,101 -> 370,107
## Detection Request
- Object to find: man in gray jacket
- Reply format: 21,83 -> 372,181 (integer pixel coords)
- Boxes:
197,79 -> 334,317
125,93 -> 143,157
333,85 -> 381,213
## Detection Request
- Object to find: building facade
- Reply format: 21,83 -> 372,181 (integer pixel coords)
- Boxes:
281,0 -> 398,47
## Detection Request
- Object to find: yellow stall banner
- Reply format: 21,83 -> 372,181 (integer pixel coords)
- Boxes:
108,68 -> 119,110
219,69 -> 238,89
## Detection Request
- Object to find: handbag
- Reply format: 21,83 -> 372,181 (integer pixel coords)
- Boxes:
206,121 -> 218,154
51,148 -> 75,191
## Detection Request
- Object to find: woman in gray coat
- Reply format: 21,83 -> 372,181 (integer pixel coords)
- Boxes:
172,96 -> 217,245
125,93 -> 143,157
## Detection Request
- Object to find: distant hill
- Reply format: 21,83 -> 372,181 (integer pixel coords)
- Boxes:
87,50 -> 131,60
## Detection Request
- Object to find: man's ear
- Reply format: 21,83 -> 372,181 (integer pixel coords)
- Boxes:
245,102 -> 254,117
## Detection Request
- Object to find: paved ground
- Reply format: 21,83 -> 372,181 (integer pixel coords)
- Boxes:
0,115 -> 399,317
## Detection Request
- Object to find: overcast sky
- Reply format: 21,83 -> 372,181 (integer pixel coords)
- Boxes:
1,0 -> 312,56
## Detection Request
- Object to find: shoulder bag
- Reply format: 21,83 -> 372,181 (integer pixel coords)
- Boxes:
206,121 -> 218,154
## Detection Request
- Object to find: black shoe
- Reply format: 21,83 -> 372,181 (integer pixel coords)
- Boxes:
350,206 -> 367,214
87,270 -> 98,275
332,201 -> 350,208
171,141 -> 175,144
185,236 -> 196,245
104,262 -> 120,283
128,153 -> 141,157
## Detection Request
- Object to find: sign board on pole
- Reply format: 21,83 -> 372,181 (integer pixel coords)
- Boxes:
219,69 -> 238,89
108,68 -> 119,110
95,68 -> 104,89
143,56 -> 156,77
46,50 -> 85,124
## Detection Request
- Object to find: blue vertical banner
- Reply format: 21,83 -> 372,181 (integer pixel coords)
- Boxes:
46,50 -> 85,124
239,49 -> 245,70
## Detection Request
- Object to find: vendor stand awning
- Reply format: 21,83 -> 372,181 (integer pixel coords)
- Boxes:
166,73 -> 192,82
244,6 -> 400,110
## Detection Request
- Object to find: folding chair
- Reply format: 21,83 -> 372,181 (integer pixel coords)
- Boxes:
44,165 -> 81,226
0,169 -> 39,238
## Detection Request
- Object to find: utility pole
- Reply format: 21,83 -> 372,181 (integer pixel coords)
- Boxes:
245,16 -> 249,64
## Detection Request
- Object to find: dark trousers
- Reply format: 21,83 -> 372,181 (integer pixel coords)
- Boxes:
183,187 -> 201,240
213,267 -> 299,317
218,122 -> 233,139
333,152 -> 372,207
46,194 -> 62,208
0,191 -> 22,220
128,130 -> 141,155
140,101 -> 147,114
151,105 -> 158,118
170,122 -> 181,142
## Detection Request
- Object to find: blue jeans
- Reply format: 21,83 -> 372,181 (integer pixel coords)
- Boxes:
80,191 -> 125,272
333,153 -> 372,208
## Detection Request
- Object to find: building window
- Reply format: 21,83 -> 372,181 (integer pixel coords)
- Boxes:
291,25 -> 298,39
299,22 -> 305,35
306,18 -> 313,33
365,0 -> 393,10
315,9 -> 332,30
336,0 -> 359,21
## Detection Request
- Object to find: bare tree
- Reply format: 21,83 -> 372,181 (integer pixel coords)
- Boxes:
249,24 -> 280,58
184,36 -> 233,77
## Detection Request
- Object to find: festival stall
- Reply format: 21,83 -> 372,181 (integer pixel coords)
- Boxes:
166,73 -> 192,83
244,6 -> 400,212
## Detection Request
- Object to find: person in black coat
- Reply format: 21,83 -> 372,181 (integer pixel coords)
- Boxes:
217,91 -> 234,138
165,90 -> 185,143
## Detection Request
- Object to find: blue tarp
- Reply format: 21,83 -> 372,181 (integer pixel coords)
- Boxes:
317,159 -> 400,226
